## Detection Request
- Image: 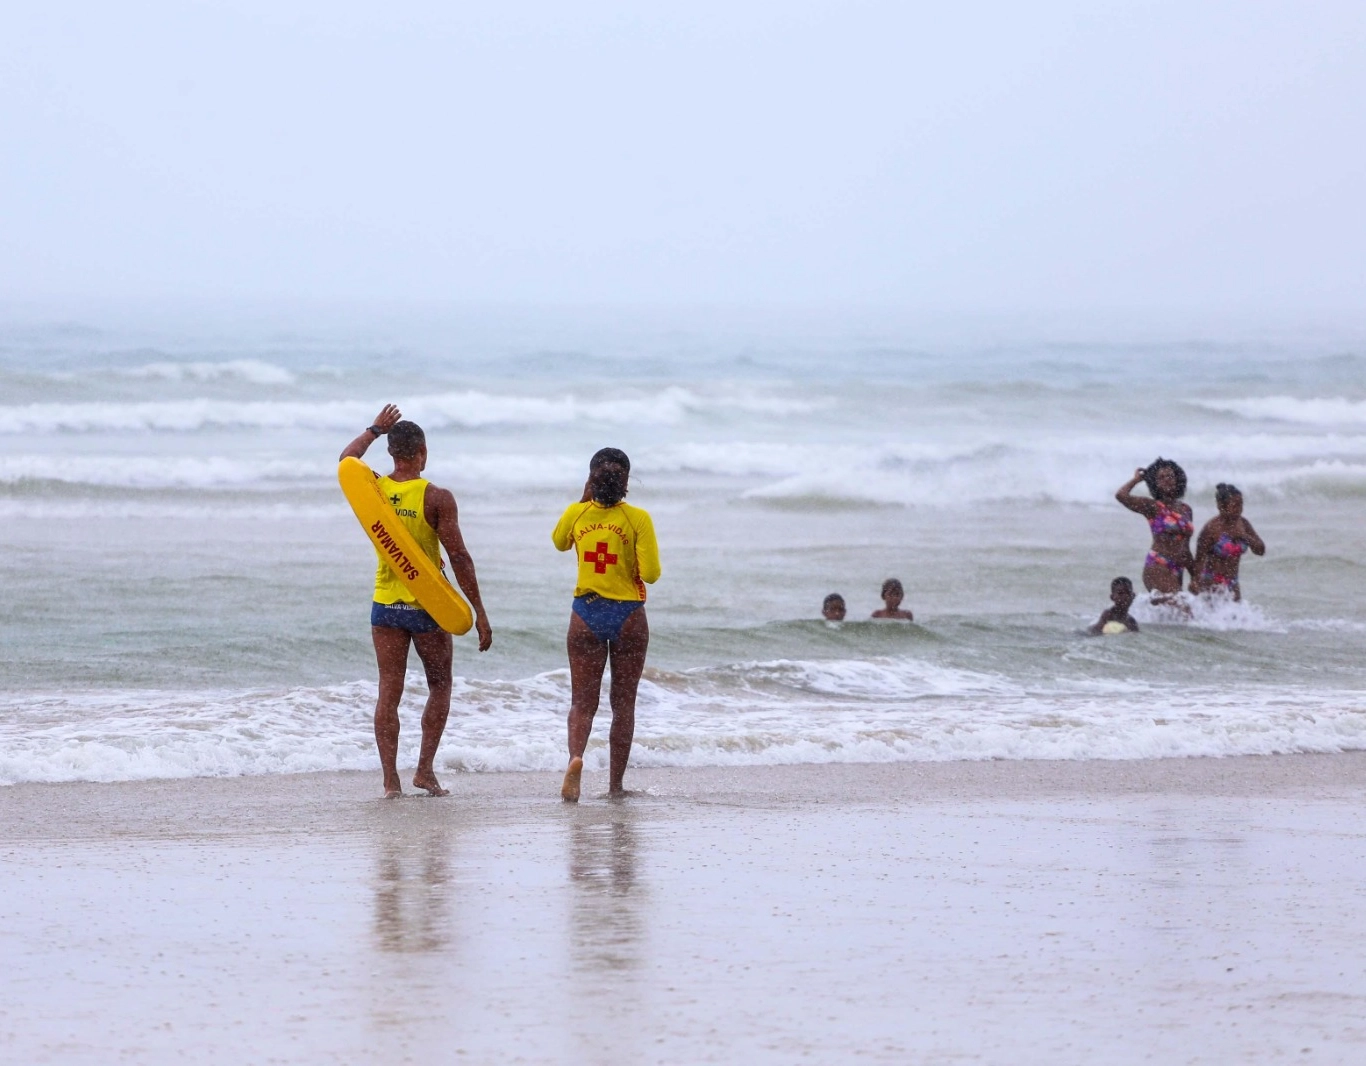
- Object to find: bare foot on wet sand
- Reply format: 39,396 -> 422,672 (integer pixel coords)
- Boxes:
383,787 -> 403,799
561,757 -> 584,803
412,772 -> 450,797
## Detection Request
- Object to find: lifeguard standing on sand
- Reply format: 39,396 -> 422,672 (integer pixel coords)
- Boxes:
340,404 -> 493,798
552,448 -> 659,801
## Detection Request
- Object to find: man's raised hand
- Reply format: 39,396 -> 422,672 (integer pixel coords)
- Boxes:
372,404 -> 403,433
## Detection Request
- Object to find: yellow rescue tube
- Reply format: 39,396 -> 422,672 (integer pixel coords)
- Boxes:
337,457 -> 474,635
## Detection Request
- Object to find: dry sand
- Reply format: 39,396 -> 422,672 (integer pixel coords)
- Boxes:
2,755 -> 1366,1064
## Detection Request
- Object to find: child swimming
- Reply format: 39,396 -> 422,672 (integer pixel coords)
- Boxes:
870,578 -> 914,620
1088,576 -> 1140,635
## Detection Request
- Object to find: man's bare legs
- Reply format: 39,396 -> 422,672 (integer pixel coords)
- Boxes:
411,629 -> 453,796
372,626 -> 412,797
371,625 -> 454,798
564,608 -> 649,800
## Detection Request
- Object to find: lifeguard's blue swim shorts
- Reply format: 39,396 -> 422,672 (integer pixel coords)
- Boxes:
371,601 -> 441,634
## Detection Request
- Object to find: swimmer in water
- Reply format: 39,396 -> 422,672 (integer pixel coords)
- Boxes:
1115,458 -> 1195,600
822,593 -> 847,621
1088,576 -> 1140,635
1191,483 -> 1265,601
552,448 -> 660,801
871,578 -> 914,620
340,405 -> 494,799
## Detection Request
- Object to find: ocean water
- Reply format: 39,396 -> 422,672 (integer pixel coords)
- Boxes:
2,306 -> 1364,785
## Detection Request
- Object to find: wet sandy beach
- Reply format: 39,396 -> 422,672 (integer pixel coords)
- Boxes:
3,756 -> 1366,1064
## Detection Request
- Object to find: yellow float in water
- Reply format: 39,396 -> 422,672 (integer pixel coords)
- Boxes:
337,457 -> 474,635
1101,620 -> 1129,635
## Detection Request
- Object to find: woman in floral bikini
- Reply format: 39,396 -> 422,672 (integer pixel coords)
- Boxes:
1191,483 -> 1265,601
1115,458 -> 1195,600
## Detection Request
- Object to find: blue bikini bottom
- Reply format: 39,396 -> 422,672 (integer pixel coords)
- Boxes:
572,594 -> 643,643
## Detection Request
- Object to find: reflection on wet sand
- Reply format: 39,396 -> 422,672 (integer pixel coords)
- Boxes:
1123,804 -> 1255,996
1147,807 -> 1249,894
372,819 -> 457,955
568,805 -> 645,974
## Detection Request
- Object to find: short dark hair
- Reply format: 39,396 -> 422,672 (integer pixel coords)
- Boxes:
823,593 -> 845,607
1144,457 -> 1187,500
881,578 -> 903,596
1111,576 -> 1134,592
1215,482 -> 1242,505
388,421 -> 426,460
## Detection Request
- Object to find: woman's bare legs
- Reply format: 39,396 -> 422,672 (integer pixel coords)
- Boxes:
564,608 -> 649,800
1143,561 -> 1194,617
566,614 -> 609,762
606,609 -> 649,792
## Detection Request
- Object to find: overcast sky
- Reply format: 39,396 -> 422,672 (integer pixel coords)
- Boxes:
3,1 -> 1364,314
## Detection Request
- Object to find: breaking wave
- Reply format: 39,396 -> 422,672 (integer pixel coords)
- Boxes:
121,359 -> 297,385
4,658 -> 1364,785
1194,396 -> 1366,426
0,386 -> 821,435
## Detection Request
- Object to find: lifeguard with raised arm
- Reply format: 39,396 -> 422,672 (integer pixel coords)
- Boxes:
340,404 -> 493,798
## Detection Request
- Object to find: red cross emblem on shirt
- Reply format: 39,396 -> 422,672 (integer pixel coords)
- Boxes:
582,541 -> 618,574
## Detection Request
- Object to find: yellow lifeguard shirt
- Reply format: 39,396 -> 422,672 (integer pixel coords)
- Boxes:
373,474 -> 442,604
552,500 -> 660,602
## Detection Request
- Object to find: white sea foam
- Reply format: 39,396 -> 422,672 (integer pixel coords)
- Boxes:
0,455 -> 331,488
0,386 -> 819,435
5,437 -> 1366,500
5,445 -> 1362,506
1193,396 -> 1366,426
1131,593 -> 1282,632
1250,460 -> 1366,496
121,359 -> 297,385
1288,618 -> 1366,633
0,450 -> 586,492
1,397 -> 372,433
0,498 -> 344,520
3,661 -> 1364,785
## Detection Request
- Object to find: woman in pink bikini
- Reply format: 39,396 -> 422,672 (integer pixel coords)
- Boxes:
1115,458 -> 1195,598
1191,483 -> 1265,601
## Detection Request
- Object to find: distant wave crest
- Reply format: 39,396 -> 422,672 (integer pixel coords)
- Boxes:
0,386 -> 821,435
122,359 -> 297,385
7,432 -> 1366,501
1194,396 -> 1366,426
